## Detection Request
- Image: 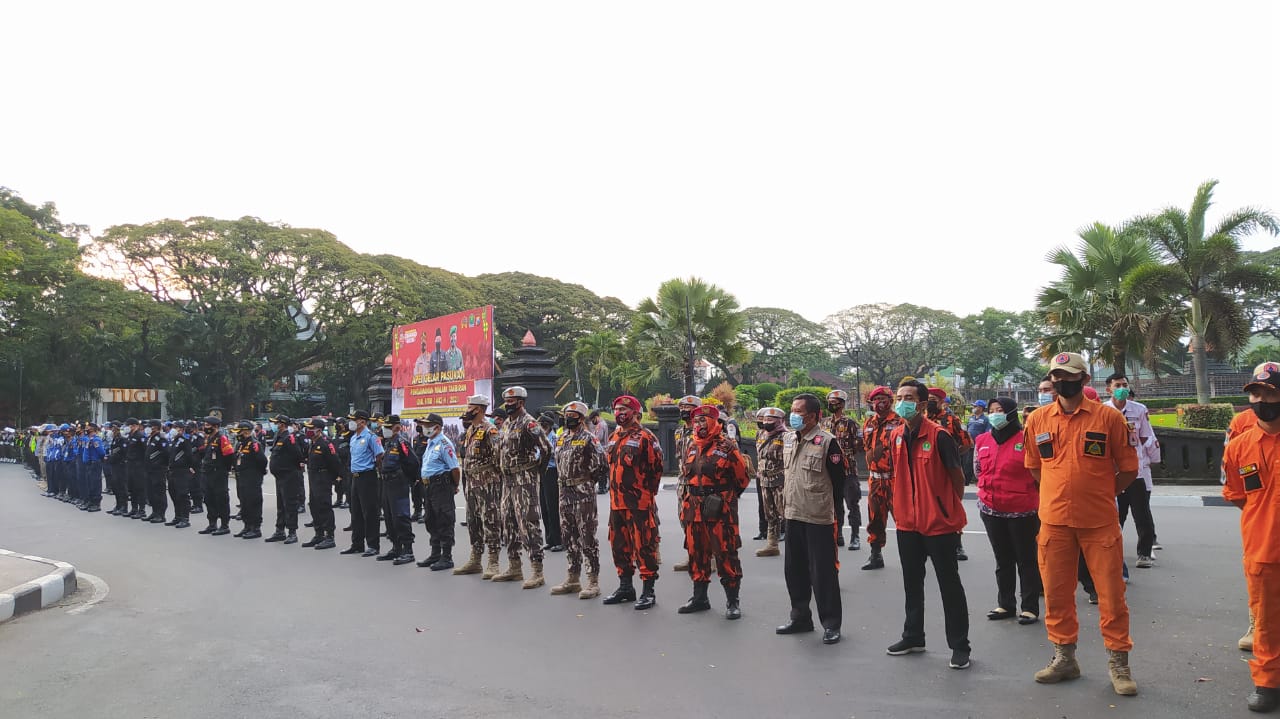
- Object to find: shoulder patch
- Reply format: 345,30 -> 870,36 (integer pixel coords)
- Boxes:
1240,463 -> 1259,475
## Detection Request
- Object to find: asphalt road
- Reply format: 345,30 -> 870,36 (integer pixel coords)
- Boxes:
0,464 -> 1258,719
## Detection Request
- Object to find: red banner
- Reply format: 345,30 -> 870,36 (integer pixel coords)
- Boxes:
390,306 -> 495,420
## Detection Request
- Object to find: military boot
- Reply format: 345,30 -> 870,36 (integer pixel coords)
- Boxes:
550,570 -> 581,595
452,547 -> 483,575
198,521 -> 218,535
314,531 -> 336,550
861,546 -> 885,570
430,546 -> 453,571
302,532 -> 323,547
417,546 -> 442,568
1249,686 -> 1280,713
724,583 -> 742,620
579,572 -> 600,600
673,557 -> 690,572
481,549 -> 501,580
1106,649 -> 1138,696
1241,611 -> 1257,652
634,578 -> 657,610
602,575 -> 635,605
491,556 -> 524,582
522,560 -> 545,589
678,581 -> 711,614
1034,643 -> 1081,684
265,529 -> 287,543
755,531 -> 780,557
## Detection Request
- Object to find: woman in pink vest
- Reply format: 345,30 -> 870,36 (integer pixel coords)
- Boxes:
973,396 -> 1043,625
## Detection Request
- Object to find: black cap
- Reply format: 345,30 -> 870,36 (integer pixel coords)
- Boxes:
488,407 -> 507,419
305,417 -> 328,429
203,416 -> 222,426
125,417 -> 140,426
236,420 -> 254,431
539,412 -> 559,425
148,419 -> 163,428
423,413 -> 444,426
351,410 -> 370,421
185,421 -> 198,431
271,414 -> 291,424
385,414 -> 402,425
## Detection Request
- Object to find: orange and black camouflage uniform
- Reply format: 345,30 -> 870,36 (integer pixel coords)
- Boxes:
930,408 -> 972,451
862,411 -> 904,550
820,413 -> 862,540
606,424 -> 664,581
681,428 -> 751,587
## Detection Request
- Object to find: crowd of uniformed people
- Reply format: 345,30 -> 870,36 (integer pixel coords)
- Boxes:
11,356 -> 1280,712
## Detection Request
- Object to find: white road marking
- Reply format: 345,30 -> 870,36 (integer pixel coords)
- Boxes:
67,572 -> 109,615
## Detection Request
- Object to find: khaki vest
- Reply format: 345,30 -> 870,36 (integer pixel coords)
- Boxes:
782,426 -> 837,525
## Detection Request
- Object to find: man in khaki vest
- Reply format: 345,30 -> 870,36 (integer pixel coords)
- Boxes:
775,393 -> 847,645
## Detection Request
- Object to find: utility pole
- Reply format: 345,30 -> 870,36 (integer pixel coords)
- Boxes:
685,292 -> 696,396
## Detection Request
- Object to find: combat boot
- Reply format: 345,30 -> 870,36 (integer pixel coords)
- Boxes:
634,578 -> 657,610
550,570 -> 581,595
1241,611 -> 1256,652
1106,649 -> 1138,696
1034,643 -> 1081,684
264,529 -> 287,543
724,584 -> 742,621
673,557 -> 690,572
861,547 -> 885,570
522,560 -> 545,589
393,544 -> 417,565
198,521 -> 218,535
314,531 -> 336,550
481,549 -> 501,580
282,530 -> 299,545
302,532 -> 323,547
755,531 -> 780,557
211,520 -> 231,536
242,525 -> 262,539
678,581 -> 711,614
1249,687 -> 1280,713
430,546 -> 453,571
417,546 -> 442,568
234,525 -> 249,538
452,548 -> 483,575
602,575 -> 635,605
491,556 -> 524,582
579,572 -> 600,600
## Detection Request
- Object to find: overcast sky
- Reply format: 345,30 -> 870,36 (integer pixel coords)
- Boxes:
5,1 -> 1277,323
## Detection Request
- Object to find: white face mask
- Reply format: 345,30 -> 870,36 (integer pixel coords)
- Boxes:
381,427 -> 393,439
347,420 -> 358,432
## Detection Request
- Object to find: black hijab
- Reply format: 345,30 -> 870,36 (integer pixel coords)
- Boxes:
989,396 -> 1022,445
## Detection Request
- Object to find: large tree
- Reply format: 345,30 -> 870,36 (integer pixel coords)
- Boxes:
956,308 -> 1041,387
630,277 -> 748,394
573,330 -> 624,408
824,303 -> 961,386
737,307 -> 834,383
1127,180 -> 1280,403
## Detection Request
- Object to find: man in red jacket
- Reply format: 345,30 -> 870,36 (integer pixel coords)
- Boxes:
886,380 -> 971,670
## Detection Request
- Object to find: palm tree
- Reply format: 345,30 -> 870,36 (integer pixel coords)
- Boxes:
1036,222 -> 1170,373
631,277 -> 749,395
1127,180 -> 1280,404
610,360 -> 658,396
573,330 -> 624,408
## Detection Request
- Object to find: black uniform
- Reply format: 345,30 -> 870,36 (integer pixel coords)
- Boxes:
106,432 -> 128,513
123,429 -> 148,517
200,430 -> 236,530
167,432 -> 196,524
306,434 -> 341,539
144,431 -> 170,520
189,431 -> 206,512
269,430 -> 306,535
380,435 -> 418,559
333,431 -> 352,508
411,430 -> 429,519
234,435 -> 268,535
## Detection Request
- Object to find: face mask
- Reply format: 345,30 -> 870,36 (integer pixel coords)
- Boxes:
1037,393 -> 1054,406
988,412 -> 1009,430
695,425 -> 710,438
1112,387 -> 1130,401
268,423 -> 278,433
679,410 -> 692,422
144,427 -> 152,437
788,413 -> 804,430
565,416 -> 581,428
371,422 -> 380,431
381,427 -> 393,439
347,420 -> 358,432
927,400 -> 939,412
1053,379 -> 1084,398
615,409 -> 634,426
1252,401 -> 1280,423
504,402 -> 519,414
895,400 -> 918,421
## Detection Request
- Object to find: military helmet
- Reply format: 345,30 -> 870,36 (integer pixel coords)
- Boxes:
756,407 -> 785,420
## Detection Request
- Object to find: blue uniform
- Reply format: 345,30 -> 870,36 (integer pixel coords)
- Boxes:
421,433 -> 460,479
349,428 -> 383,473
420,431 -> 460,557
81,434 -> 106,506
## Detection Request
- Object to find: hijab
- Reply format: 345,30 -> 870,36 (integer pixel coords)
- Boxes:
989,396 -> 1022,445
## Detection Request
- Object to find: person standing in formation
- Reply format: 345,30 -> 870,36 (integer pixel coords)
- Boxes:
672,395 -> 701,573
548,401 -> 605,599
493,387 -> 551,589
753,407 -> 787,559
861,386 -> 903,571
603,395 -> 664,610
821,390 -> 862,550
417,413 -> 460,571
455,395 -> 504,578
232,420 -> 268,539
302,417 -> 341,550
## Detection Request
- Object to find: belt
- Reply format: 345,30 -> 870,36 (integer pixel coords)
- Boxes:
687,485 -> 734,497
869,471 -> 891,480
353,469 -> 376,477
426,472 -> 452,483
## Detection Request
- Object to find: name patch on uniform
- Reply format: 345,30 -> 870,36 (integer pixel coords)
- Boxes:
625,440 -> 640,448
1035,432 -> 1051,444
1240,463 -> 1259,475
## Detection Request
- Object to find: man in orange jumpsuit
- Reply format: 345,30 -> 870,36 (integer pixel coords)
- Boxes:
1222,361 -> 1280,713
1023,352 -> 1139,696
1228,405 -> 1261,653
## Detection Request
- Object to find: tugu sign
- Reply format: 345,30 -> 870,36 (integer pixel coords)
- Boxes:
98,388 -> 161,403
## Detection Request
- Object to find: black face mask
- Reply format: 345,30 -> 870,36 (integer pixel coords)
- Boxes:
565,416 -> 581,428
1053,379 -> 1084,398
1253,401 -> 1280,423
679,410 -> 692,422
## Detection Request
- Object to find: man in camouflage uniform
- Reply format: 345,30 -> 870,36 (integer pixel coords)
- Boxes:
927,387 -> 972,561
494,386 -> 551,589
603,395 -> 665,610
672,395 -> 701,573
455,395 -> 503,577
549,401 -> 606,599
860,385 -> 903,570
821,390 -> 863,549
754,407 -> 787,558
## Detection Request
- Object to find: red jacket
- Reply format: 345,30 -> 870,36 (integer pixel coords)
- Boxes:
974,432 -> 1038,514
889,418 -> 967,536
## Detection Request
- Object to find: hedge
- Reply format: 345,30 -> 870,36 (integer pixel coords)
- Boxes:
774,386 -> 834,412
1177,403 -> 1235,430
1142,395 -> 1247,410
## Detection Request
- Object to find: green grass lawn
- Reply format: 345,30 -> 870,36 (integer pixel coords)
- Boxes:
1150,413 -> 1179,427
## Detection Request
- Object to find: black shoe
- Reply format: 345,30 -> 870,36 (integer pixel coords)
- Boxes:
191,505 -> 203,514
411,510 -> 423,522
165,518 -> 179,526
149,515 -> 167,524
418,550 -> 442,568
1248,686 -> 1279,712
723,585 -> 741,621
956,545 -> 968,561
234,527 -> 248,537
198,523 -> 217,535
850,535 -> 861,550
678,582 -> 711,614
377,548 -> 399,561
822,629 -> 841,645
430,557 -> 454,571
282,532 -> 298,545
231,513 -> 242,521
107,507 -> 122,516
211,526 -> 230,536
752,532 -> 766,541
87,505 -> 101,513
174,519 -> 190,529
315,536 -> 336,550
340,546 -> 364,555
836,534 -> 845,547
886,639 -> 927,655
304,521 -> 314,528
265,531 -> 287,542
343,526 -> 352,532
949,649 -> 971,670
302,534 -> 322,547
362,548 -> 379,557
776,619 -> 815,635
549,545 -> 564,553
1017,612 -> 1039,625
393,553 -> 416,565
861,550 -> 885,570
603,578 -> 636,605
987,608 -> 1015,621
634,579 -> 657,610
242,528 -> 262,539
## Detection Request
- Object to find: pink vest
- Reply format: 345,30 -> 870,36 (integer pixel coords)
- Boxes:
974,432 -> 1038,514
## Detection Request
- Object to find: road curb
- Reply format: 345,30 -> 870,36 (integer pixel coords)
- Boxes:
0,548 -> 77,624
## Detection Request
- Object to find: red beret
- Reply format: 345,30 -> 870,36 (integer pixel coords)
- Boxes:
1082,386 -> 1099,401
691,405 -> 721,421
612,395 -> 642,413
927,387 -> 947,400
867,385 -> 892,401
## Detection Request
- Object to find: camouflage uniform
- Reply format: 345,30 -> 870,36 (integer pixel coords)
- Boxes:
553,425 -> 605,578
497,407 -> 549,565
680,430 -> 751,588
756,429 -> 786,542
605,424 -> 664,581
462,418 -> 503,571
862,411 -> 904,551
820,413 -> 862,543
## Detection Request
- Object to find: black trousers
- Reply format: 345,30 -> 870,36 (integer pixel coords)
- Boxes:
833,477 -> 862,539
273,469 -> 303,531
349,471 -> 381,551
979,512 -> 1042,615
237,473 -> 264,527
756,478 -> 767,535
1117,478 -> 1155,557
382,475 -> 414,551
147,466 -> 168,515
411,479 -> 424,513
109,463 -> 128,508
540,466 -> 562,547
127,462 -> 148,509
190,469 -> 205,507
308,471 -> 335,533
335,474 -> 349,505
169,468 -> 192,519
205,469 -> 231,522
783,519 -> 842,631
897,530 -> 970,651
424,477 -> 457,551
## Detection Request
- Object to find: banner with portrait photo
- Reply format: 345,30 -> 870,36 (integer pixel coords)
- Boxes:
390,306 -> 495,432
